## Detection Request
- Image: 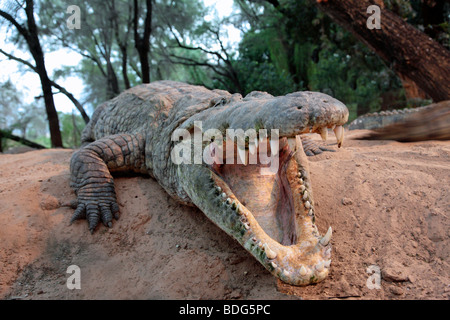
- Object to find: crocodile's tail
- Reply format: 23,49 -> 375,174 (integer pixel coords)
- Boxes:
358,100 -> 450,142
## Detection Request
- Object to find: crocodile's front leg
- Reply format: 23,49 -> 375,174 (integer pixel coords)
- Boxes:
70,133 -> 146,233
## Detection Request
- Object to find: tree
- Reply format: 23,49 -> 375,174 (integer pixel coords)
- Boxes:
133,0 -> 153,83
0,47 -> 90,123
315,0 -> 450,102
0,0 -> 63,147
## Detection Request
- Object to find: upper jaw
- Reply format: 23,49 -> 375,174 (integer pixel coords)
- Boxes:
179,91 -> 349,139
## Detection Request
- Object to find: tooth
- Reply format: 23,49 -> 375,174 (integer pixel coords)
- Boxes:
221,192 -> 227,199
263,243 -> 277,259
270,262 -> 277,269
304,201 -> 311,209
254,136 -> 258,148
324,247 -> 332,258
287,137 -> 296,151
300,185 -> 306,192
231,201 -> 237,209
300,266 -> 308,276
324,260 -> 331,268
226,198 -> 231,204
282,270 -> 290,278
237,146 -> 247,165
333,125 -> 344,148
303,191 -> 308,200
320,226 -> 332,246
243,222 -> 250,230
316,261 -> 325,272
215,186 -> 222,193
319,127 -> 328,141
270,139 -> 278,156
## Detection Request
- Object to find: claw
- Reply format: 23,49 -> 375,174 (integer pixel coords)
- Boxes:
70,204 -> 86,224
86,204 -> 100,233
111,203 -> 120,220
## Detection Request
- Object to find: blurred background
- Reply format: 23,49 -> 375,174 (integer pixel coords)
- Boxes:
0,0 -> 449,150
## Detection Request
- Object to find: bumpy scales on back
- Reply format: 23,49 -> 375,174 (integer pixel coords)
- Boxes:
69,81 -> 349,286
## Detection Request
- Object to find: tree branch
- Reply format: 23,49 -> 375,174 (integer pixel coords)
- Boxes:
0,48 -> 90,123
0,9 -> 29,39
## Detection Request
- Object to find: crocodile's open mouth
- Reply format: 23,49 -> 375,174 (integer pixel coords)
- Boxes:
179,127 -> 343,286
177,92 -> 348,286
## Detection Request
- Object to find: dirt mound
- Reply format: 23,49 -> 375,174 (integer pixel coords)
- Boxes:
0,130 -> 449,299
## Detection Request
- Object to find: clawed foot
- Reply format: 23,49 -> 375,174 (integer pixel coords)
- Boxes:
301,135 -> 336,156
70,192 -> 120,233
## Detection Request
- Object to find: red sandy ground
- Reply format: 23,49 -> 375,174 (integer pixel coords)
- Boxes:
0,130 -> 448,299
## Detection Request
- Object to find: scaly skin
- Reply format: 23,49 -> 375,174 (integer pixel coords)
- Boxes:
69,81 -> 348,286
355,100 -> 450,142
348,105 -> 433,131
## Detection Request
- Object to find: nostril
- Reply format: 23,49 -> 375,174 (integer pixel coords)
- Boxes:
297,106 -> 304,110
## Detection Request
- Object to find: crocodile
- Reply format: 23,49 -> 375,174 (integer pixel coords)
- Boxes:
348,104 -> 433,131
355,100 -> 450,142
69,80 -> 349,286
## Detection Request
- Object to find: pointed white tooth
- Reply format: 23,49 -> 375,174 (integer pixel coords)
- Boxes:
324,247 -> 332,258
270,262 -> 277,269
324,260 -> 331,268
282,270 -> 290,278
300,266 -> 308,276
320,226 -> 332,246
304,201 -> 311,209
263,243 -> 277,259
270,139 -> 278,156
287,137 -> 296,151
254,136 -> 258,148
319,127 -> 328,141
316,261 -> 325,272
333,125 -> 344,148
303,191 -> 308,200
237,146 -> 247,165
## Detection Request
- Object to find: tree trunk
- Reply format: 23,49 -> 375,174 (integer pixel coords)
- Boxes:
133,0 -> 152,83
316,0 -> 450,102
24,0 -> 63,147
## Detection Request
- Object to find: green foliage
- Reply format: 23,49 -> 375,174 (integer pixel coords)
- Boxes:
58,111 -> 86,148
233,0 -> 405,120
